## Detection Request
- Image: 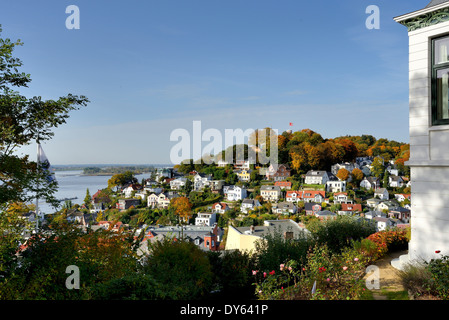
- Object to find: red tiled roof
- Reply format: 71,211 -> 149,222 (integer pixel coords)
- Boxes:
341,203 -> 362,211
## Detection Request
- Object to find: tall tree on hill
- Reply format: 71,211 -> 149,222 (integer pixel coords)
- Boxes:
336,168 -> 350,181
170,197 -> 193,224
0,26 -> 89,211
84,188 -> 91,208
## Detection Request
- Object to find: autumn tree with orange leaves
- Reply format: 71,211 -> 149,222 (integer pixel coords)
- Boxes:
336,168 -> 350,181
170,197 -> 193,224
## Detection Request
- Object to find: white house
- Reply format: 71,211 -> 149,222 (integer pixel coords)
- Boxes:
373,217 -> 394,231
364,210 -> 387,220
123,184 -> 141,198
326,179 -> 346,193
395,194 -> 411,203
240,199 -> 262,213
211,202 -> 229,214
331,162 -> 357,175
360,177 -> 380,190
286,190 -> 303,202
272,201 -> 297,215
389,175 -> 404,188
374,188 -> 389,200
387,168 -> 399,176
302,190 -> 326,203
195,212 -> 217,226
304,170 -> 329,185
394,0 -> 449,263
170,177 -> 187,190
333,192 -> 352,204
260,185 -> 281,202
223,185 -> 247,201
193,173 -> 212,191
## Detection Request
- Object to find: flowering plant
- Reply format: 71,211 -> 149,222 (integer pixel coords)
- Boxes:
253,244 -> 368,300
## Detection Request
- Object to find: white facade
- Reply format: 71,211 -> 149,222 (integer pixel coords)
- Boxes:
240,199 -> 261,213
326,180 -> 346,193
395,0 -> 449,262
193,173 -> 212,191
260,185 -> 281,202
304,171 -> 329,185
195,212 -> 217,226
170,177 -> 187,190
374,188 -> 389,200
223,185 -> 247,201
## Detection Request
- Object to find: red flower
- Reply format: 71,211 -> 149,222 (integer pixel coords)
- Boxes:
269,270 -> 275,275
435,250 -> 441,254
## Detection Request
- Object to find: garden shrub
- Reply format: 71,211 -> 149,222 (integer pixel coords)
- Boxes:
365,228 -> 409,260
142,238 -> 213,300
91,273 -> 173,300
425,253 -> 449,300
254,226 -> 311,272
307,216 -> 376,254
207,249 -> 257,299
253,243 -> 369,300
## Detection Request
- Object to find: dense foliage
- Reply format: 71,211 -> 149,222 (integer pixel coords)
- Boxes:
0,26 -> 88,210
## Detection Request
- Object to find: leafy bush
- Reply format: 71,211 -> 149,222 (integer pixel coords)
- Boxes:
207,249 -> 257,299
142,238 -> 214,299
426,253 -> 449,300
254,226 -> 311,272
307,216 -> 376,254
91,273 -> 173,300
253,243 -> 369,300
366,228 -> 409,260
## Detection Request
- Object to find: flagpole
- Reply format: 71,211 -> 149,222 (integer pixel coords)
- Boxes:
35,138 -> 40,232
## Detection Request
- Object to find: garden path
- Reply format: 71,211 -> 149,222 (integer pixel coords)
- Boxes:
366,250 -> 408,300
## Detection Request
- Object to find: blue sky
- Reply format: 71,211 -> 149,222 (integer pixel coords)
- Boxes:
1,0 -> 426,164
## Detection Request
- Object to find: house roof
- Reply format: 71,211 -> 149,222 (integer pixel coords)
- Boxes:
260,185 -> 281,191
305,170 -> 327,177
213,202 -> 228,209
302,190 -> 325,198
286,190 -> 303,197
316,210 -> 336,217
341,203 -> 362,211
242,199 -> 259,205
234,219 -> 308,238
304,202 -> 321,210
273,201 -> 296,209
375,188 -> 387,194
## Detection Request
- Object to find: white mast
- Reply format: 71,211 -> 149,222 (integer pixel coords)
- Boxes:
35,138 -> 40,232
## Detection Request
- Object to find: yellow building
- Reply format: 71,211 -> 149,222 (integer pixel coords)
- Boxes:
225,220 -> 309,252
237,169 -> 251,182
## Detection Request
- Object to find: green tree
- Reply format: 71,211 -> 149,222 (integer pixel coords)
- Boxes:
0,26 -> 88,210
142,238 -> 214,299
371,157 -> 385,179
84,188 -> 91,208
383,169 -> 390,188
351,168 -> 364,185
107,171 -> 136,192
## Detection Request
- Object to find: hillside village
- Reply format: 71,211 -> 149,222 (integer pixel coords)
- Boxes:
38,130 -> 413,255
